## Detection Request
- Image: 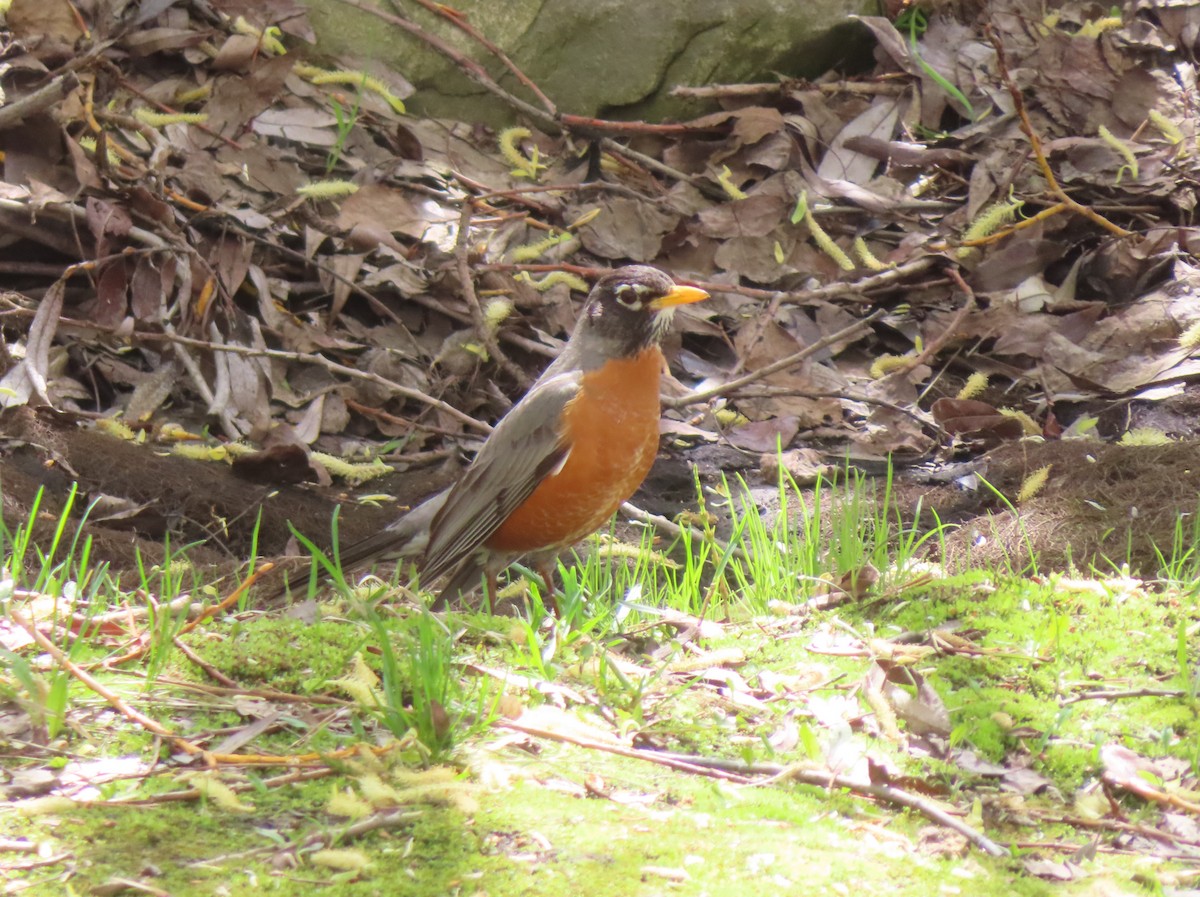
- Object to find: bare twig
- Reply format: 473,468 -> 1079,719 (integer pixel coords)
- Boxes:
346,397 -> 474,441
330,0 -> 717,195
8,607 -> 206,757
959,201 -> 1070,247
560,113 -> 728,137
753,765 -> 1008,856
407,290 -> 557,358
671,79 -> 908,99
153,328 -> 492,434
455,202 -> 532,387
984,26 -> 1130,239
619,500 -> 744,562
724,387 -> 941,437
185,808 -> 420,868
0,299 -> 496,434
101,564 -> 275,669
407,0 -> 558,115
333,0 -> 552,125
0,73 -> 80,131
903,272 -> 973,371
1026,808 -> 1200,849
597,136 -> 716,196
498,720 -> 1008,856
1063,687 -> 1186,704
665,309 -> 887,408
173,637 -> 239,688
497,720 -> 755,782
111,670 -> 348,705
731,290 -> 785,375
0,197 -> 169,251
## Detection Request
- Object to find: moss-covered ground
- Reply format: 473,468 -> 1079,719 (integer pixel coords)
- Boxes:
4,551 -> 1198,895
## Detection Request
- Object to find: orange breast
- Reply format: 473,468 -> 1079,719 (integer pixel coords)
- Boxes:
485,348 -> 665,553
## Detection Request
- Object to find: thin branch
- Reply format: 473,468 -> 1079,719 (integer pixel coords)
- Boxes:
560,113 -> 728,137
497,720 -> 755,782
8,607 -> 206,757
665,309 -> 887,409
101,564 -> 275,668
498,720 -> 1008,856
0,73 -> 80,130
406,0 -> 558,115
0,299 -> 496,434
111,669 -> 348,705
455,202 -> 532,387
619,500 -> 744,562
1062,687 -> 1186,704
0,197 -> 168,251
597,136 -> 716,197
671,79 -> 908,99
184,808 -> 420,868
1026,807 -> 1200,849
959,201 -> 1070,247
331,0 -> 717,195
151,328 -> 493,434
726,387 -> 942,438
346,397 -> 473,440
480,256 -> 941,306
334,0 -> 552,127
753,765 -> 1008,856
984,25 -> 1130,239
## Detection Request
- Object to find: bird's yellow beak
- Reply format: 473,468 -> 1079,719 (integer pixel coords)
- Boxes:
650,284 -> 710,310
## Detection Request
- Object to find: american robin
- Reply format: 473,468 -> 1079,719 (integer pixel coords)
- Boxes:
334,265 -> 709,603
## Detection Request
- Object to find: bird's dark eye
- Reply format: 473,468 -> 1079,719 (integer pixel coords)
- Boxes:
615,283 -> 647,309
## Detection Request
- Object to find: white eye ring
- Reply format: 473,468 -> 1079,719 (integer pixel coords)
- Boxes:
615,283 -> 649,309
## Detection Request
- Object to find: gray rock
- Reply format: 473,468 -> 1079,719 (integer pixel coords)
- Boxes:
303,0 -> 878,125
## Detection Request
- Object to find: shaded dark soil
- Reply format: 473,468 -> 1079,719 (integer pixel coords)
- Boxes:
3,403 -> 1194,591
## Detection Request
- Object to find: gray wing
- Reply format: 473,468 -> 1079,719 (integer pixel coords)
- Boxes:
421,371 -> 581,581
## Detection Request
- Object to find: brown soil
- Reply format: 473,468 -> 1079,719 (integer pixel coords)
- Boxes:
3,405 -> 1191,589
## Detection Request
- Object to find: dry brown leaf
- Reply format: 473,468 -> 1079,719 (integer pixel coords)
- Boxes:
6,0 -> 85,59
335,185 -> 450,242
578,197 -> 678,261
817,95 -> 902,185
0,277 -> 65,408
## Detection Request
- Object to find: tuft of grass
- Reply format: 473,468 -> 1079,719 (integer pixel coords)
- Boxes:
972,473 -> 1040,575
0,486 -> 111,738
1151,499 -> 1200,593
288,508 -> 357,599
327,90 -> 364,174
136,534 -> 206,683
365,606 -> 497,761
711,461 -> 948,612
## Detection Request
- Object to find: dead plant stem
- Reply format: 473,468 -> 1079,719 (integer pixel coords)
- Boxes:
666,309 -> 887,408
984,26 -> 1130,239
455,202 -> 531,387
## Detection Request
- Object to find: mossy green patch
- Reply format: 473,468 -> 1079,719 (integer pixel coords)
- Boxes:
193,616 -> 366,692
866,573 -> 1200,788
8,793 -> 483,896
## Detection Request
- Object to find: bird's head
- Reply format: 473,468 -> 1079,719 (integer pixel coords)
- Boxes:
580,265 -> 709,357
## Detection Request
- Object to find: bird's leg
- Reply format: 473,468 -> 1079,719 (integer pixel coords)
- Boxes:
534,559 -> 558,615
484,569 -> 498,614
